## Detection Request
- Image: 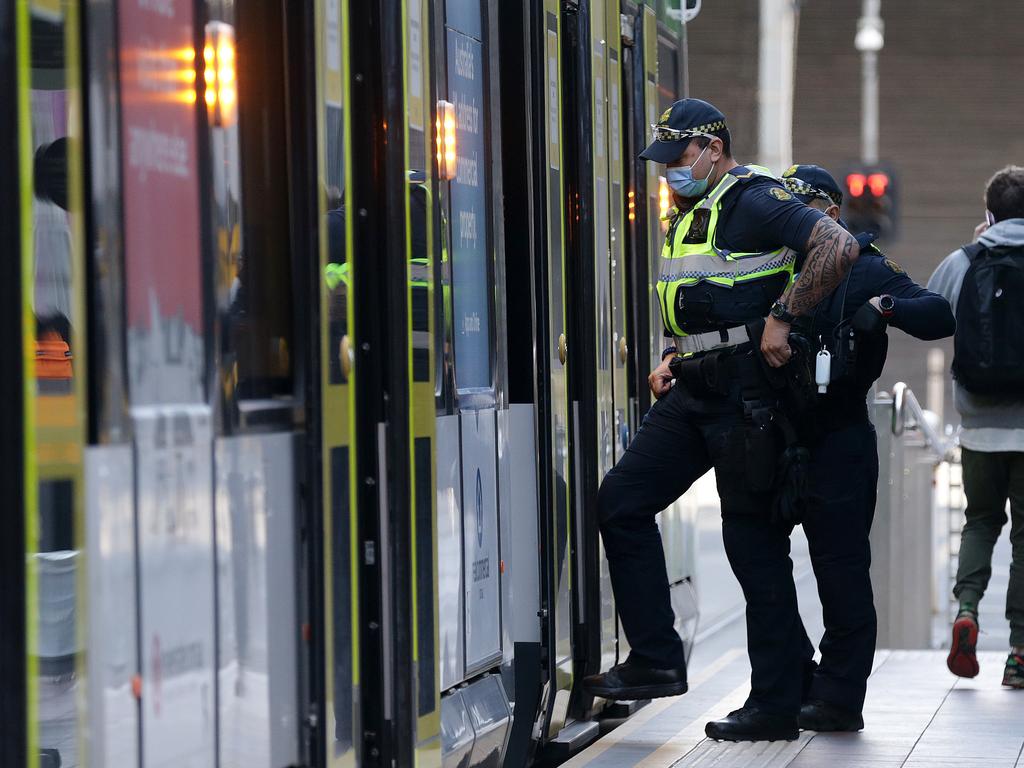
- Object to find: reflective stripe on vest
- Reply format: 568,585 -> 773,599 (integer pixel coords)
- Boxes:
656,166 -> 796,337
325,259 -> 429,291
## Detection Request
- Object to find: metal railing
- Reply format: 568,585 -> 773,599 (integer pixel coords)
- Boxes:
872,382 -> 962,649
890,382 -> 958,463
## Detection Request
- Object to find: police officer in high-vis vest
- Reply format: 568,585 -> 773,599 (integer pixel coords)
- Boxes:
779,165 -> 954,732
581,99 -> 863,742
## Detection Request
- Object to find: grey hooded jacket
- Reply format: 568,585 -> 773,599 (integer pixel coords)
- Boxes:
927,218 -> 1024,452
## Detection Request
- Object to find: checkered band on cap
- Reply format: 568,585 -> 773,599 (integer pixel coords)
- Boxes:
655,119 -> 727,134
782,176 -> 842,206
689,120 -> 726,133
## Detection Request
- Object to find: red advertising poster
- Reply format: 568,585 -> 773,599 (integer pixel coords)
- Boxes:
118,0 -> 204,404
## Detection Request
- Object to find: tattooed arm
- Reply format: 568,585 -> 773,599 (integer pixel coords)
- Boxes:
760,217 -> 861,367
783,217 -> 861,314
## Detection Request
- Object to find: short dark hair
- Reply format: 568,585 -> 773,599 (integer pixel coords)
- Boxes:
696,127 -> 732,158
985,165 -> 1024,222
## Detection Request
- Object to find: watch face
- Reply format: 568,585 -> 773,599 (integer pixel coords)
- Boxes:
880,295 -> 895,312
771,302 -> 784,318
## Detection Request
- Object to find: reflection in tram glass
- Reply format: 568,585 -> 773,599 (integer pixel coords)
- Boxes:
29,4 -> 87,766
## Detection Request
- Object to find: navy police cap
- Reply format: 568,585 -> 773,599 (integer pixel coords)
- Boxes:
781,164 -> 843,207
639,98 -> 728,164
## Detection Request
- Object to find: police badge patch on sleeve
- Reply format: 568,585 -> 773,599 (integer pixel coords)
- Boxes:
884,258 -> 905,274
768,187 -> 793,201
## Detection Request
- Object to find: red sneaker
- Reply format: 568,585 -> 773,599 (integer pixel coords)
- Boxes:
947,613 -> 980,678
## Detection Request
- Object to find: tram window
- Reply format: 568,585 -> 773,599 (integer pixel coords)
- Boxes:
27,5 -> 89,752
215,8 -> 296,411
657,36 -> 681,114
445,1 -> 494,396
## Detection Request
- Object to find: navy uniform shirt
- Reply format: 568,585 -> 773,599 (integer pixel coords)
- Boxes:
670,166 -> 827,334
801,239 -> 955,417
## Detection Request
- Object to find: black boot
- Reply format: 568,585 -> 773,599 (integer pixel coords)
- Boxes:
705,707 -> 798,742
798,700 -> 864,732
582,660 -> 687,700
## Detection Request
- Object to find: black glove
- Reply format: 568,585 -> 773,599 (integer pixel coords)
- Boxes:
851,301 -> 887,335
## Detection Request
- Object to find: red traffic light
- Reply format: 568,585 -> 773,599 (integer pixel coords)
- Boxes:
846,172 -> 890,198
846,173 -> 867,197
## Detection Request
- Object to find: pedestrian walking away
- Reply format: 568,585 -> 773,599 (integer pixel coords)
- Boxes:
928,165 -> 1024,689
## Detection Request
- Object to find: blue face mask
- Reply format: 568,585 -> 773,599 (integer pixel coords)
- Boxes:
666,145 -> 715,198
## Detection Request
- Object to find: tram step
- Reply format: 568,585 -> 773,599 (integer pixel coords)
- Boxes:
546,719 -> 601,758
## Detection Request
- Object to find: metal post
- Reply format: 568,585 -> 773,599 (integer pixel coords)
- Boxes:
757,0 -> 797,172
927,347 -> 946,427
856,0 -> 883,165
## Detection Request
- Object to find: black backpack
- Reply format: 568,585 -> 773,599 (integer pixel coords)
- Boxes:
952,241 -> 1024,395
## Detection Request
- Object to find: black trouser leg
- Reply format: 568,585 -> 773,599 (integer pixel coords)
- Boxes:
797,616 -> 818,699
597,385 -> 712,670
803,422 -> 878,713
721,513 -> 804,716
703,408 -> 805,717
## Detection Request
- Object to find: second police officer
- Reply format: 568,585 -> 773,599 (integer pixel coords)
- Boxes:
582,99 -> 863,741
779,165 -> 954,731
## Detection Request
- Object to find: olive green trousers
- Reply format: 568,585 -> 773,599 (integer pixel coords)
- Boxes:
954,447 -> 1024,646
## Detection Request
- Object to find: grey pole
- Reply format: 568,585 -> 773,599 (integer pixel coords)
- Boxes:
856,0 -> 884,165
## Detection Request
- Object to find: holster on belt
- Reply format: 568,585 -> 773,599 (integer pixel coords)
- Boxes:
741,319 -> 819,524
669,352 -> 728,398
744,319 -> 817,414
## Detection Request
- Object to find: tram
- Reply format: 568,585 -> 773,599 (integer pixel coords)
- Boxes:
0,1 -> 699,766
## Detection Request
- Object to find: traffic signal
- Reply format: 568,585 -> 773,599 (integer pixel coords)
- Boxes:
842,166 -> 898,241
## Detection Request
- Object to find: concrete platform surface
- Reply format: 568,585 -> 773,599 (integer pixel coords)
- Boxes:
565,650 -> 1024,768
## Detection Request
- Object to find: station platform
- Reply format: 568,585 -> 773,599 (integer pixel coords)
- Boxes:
565,649 -> 1023,768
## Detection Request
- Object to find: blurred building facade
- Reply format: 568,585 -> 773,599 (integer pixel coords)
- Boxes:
686,0 -> 1024,421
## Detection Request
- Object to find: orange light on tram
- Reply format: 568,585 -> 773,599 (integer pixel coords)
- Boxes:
204,22 -> 237,127
435,99 -> 457,181
628,189 -> 636,221
659,176 -> 671,218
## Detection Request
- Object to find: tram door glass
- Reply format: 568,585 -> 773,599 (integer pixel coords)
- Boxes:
645,10 -> 662,374
588,0 -> 619,681
117,0 -> 217,764
438,0 -> 502,684
445,7 -> 492,394
315,0 -> 358,762
406,0 -> 440,754
542,0 -> 574,724
606,0 -> 629,461
25,1 -> 89,764
650,27 -> 682,371
656,34 -> 681,116
590,0 -> 614,484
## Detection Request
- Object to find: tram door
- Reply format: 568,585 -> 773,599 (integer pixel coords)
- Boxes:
404,0 -> 442,762
431,0 -> 515,746
585,0 -> 621,677
314,2 -> 362,765
14,3 -> 91,766
621,2 -> 660,429
540,0 -> 576,739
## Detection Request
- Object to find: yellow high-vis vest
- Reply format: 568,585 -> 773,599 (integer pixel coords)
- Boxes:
656,166 -> 797,338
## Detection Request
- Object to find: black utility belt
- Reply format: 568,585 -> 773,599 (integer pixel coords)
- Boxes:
668,347 -> 758,400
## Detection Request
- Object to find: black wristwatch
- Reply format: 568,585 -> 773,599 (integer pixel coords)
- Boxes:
878,294 -> 896,318
769,300 -> 797,324
661,345 -> 678,360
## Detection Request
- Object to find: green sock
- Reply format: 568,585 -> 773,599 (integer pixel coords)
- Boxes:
958,603 -> 978,618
